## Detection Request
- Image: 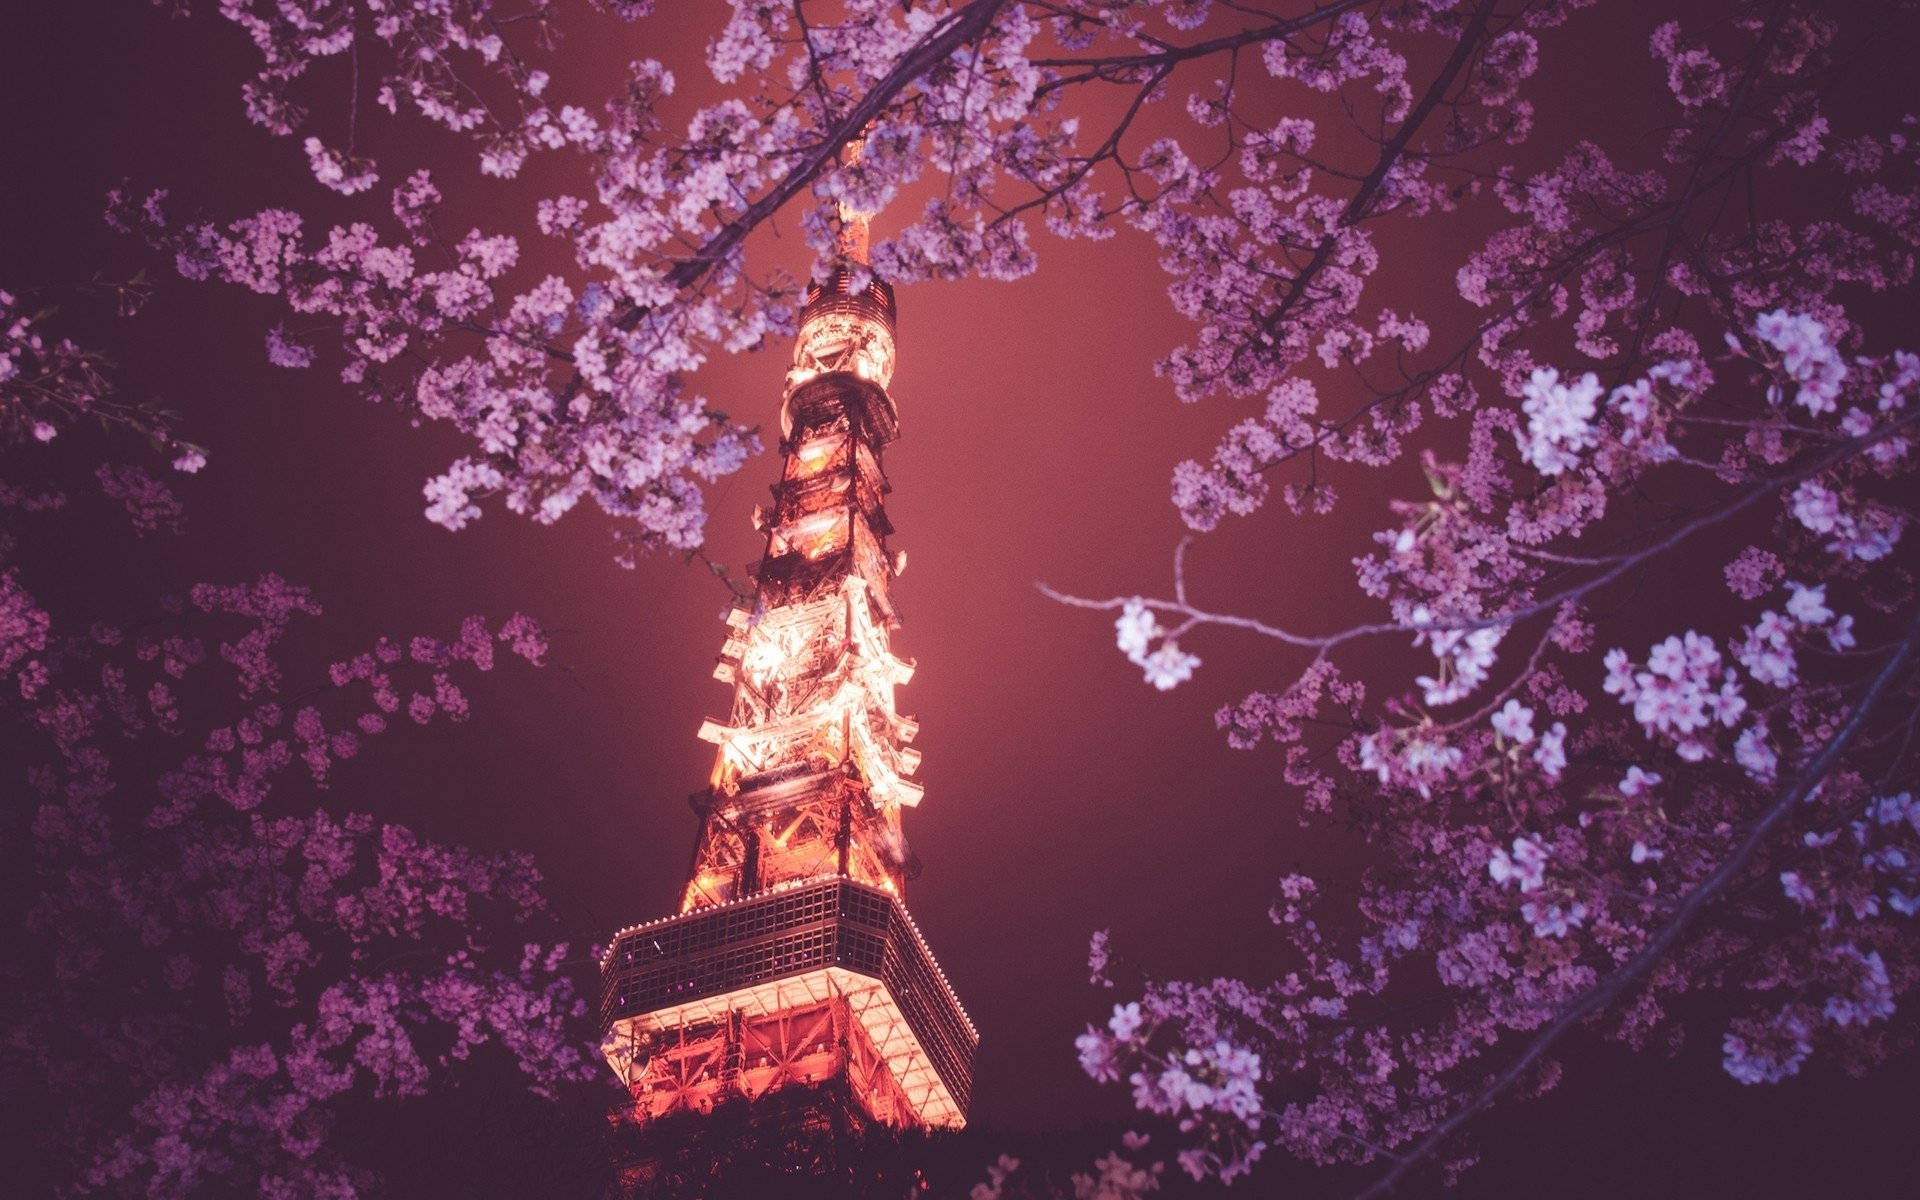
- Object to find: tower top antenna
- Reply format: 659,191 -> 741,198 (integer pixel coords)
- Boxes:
838,135 -> 871,266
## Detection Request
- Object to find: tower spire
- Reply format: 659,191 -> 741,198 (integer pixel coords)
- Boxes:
837,135 -> 871,266
598,186 -> 974,1176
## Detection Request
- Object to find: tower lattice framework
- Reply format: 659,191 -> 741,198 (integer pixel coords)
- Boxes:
599,185 -> 976,1161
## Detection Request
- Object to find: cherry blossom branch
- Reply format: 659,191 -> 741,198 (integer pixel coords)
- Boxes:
618,0 -> 1012,325
1212,37 -> 1844,502
1350,602 -> 1920,1199
1030,0 -> 1374,77
1614,4 -> 1788,378
1041,407 -> 1920,650
1256,0 -> 1499,342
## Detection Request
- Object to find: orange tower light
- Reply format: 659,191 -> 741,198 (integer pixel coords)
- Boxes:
598,162 -> 976,1148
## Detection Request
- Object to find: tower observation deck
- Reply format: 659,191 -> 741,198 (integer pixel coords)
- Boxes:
598,173 -> 976,1169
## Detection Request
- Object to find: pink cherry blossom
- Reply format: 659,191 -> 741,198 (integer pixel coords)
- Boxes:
9,0 -> 1917,1193
6,291 -> 586,1195
1038,5 -> 1920,1189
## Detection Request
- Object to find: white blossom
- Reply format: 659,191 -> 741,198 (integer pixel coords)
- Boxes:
1531,721 -> 1568,779
1490,699 -> 1535,744
1723,1009 -> 1813,1084
1753,308 -> 1848,415
1784,581 -> 1833,625
1619,765 -> 1662,796
1114,599 -> 1155,659
1736,611 -> 1798,689
1114,598 -> 1201,690
1488,835 -> 1549,892
1735,723 -> 1779,783
1139,642 -> 1201,691
1522,898 -> 1588,938
1515,367 -> 1604,475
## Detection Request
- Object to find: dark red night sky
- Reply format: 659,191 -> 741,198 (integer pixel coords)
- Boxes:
5,2 -> 1917,1196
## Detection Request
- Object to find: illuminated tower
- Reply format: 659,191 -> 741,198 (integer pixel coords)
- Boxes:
598,172 -> 975,1171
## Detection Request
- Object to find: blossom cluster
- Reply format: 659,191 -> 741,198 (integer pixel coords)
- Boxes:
1113,597 -> 1200,691
4,295 -> 591,1196
38,0 -> 1920,1191
117,1 -> 1132,563
1063,3 -> 1920,1189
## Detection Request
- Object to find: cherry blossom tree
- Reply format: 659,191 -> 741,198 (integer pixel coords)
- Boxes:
18,0 -> 1916,1194
1,287 -> 596,1196
1039,3 -> 1920,1194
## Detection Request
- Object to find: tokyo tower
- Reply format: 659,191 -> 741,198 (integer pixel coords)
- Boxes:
597,158 -> 975,1184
